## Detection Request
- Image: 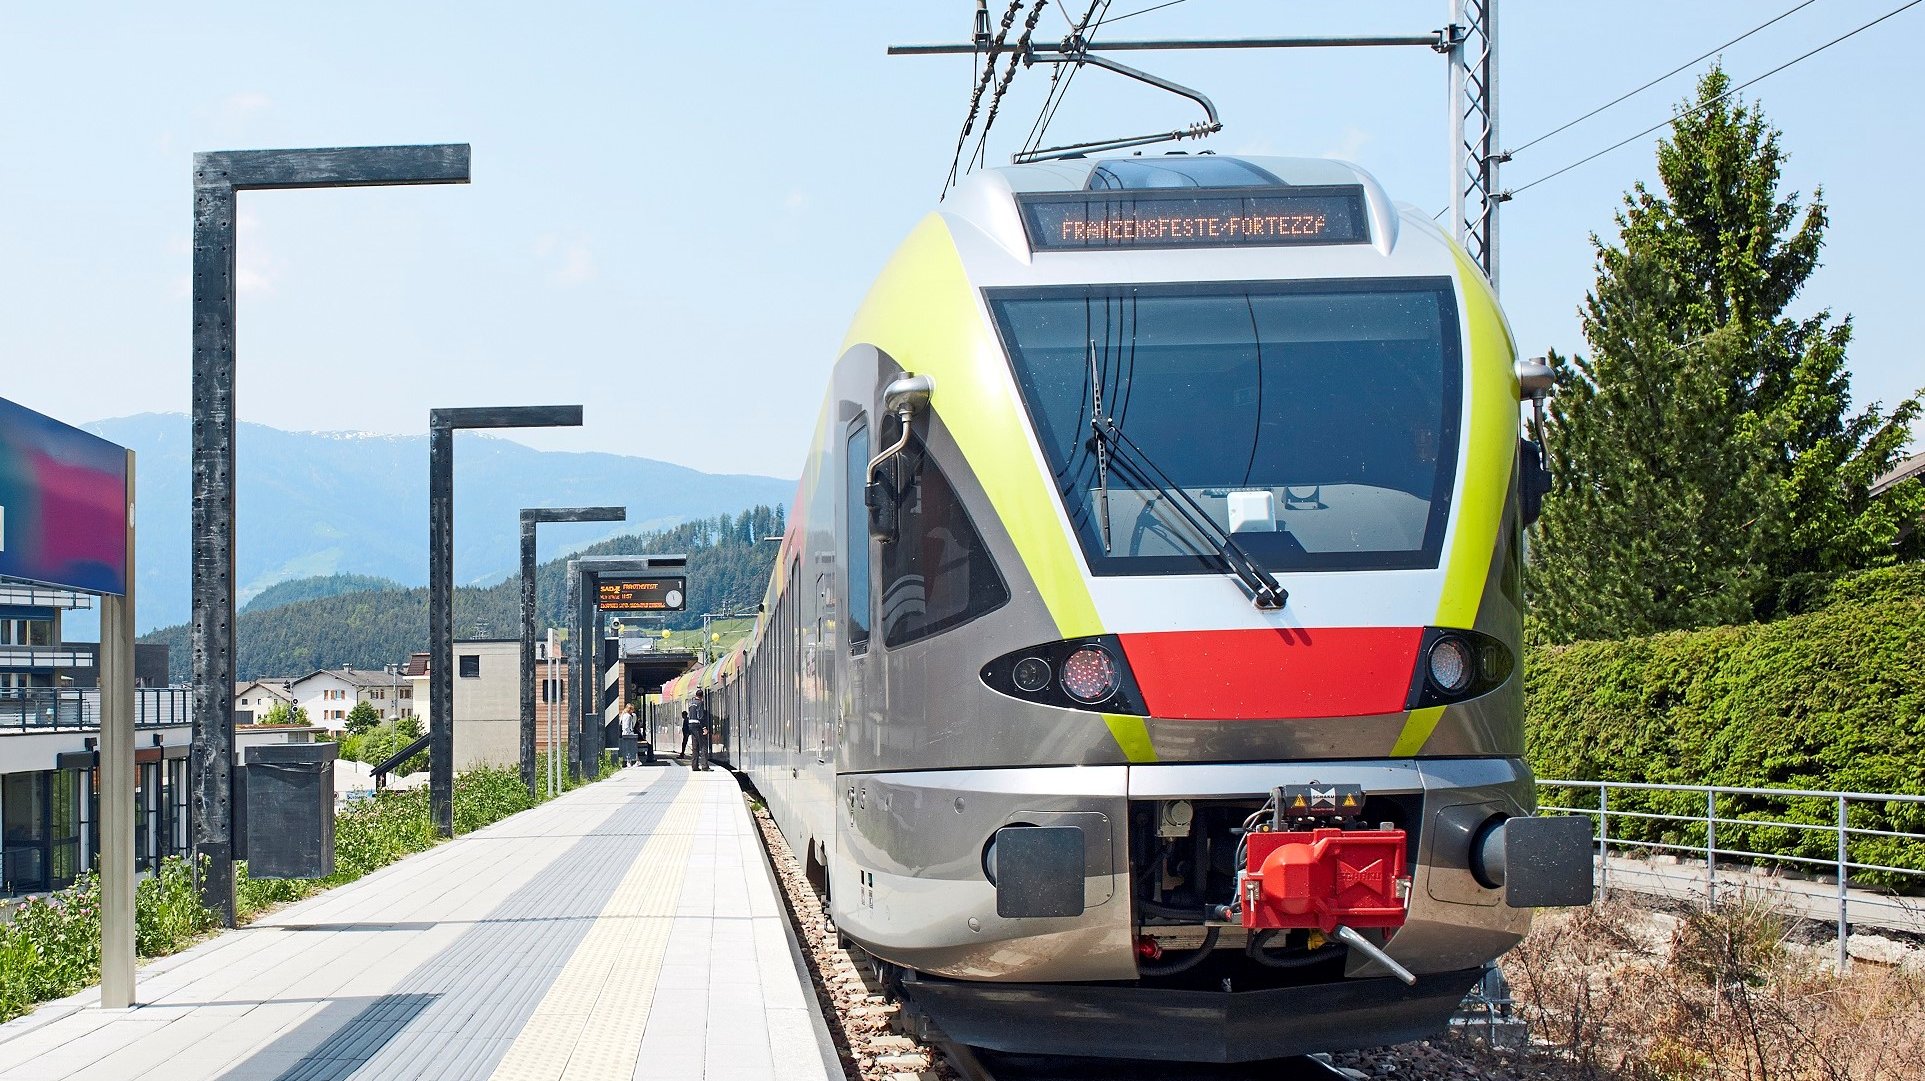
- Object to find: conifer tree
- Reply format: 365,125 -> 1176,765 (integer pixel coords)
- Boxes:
1530,67 -> 1921,642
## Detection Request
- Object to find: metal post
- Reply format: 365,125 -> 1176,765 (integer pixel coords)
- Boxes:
1451,0 -> 1501,284
99,449 -> 136,1009
428,423 -> 455,835
1597,784 -> 1610,895
519,513 -> 538,798
567,561 -> 583,783
1705,789 -> 1717,903
426,407 -> 583,837
520,508 -> 624,799
1837,795 -> 1850,970
190,144 -> 471,922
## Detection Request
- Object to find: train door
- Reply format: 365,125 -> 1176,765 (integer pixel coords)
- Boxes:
841,415 -> 873,768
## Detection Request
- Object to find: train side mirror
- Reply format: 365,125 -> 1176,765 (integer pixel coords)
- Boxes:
865,373 -> 934,543
1516,358 -> 1555,527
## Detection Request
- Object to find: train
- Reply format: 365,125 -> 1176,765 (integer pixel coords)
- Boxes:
662,153 -> 1591,1063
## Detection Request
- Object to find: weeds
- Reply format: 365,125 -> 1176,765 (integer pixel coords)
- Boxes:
1501,893 -> 1925,1080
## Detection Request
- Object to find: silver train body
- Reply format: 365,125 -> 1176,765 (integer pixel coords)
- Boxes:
664,155 -> 1584,1061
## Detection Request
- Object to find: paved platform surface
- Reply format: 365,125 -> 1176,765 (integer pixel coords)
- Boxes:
0,766 -> 843,1081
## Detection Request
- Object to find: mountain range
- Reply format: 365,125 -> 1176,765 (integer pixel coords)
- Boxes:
82,414 -> 794,634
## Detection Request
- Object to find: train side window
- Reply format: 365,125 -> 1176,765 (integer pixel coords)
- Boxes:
877,432 -> 1010,648
845,419 -> 872,653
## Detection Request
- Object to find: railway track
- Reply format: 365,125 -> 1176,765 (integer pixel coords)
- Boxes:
930,1037 -> 1358,1081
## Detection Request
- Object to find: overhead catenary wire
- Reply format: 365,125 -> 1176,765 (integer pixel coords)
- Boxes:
1509,0 -> 1824,157
968,0 -> 1052,172
1020,0 -> 1112,158
943,0 -> 1025,199
1509,0 -> 1924,198
1092,0 -> 1187,30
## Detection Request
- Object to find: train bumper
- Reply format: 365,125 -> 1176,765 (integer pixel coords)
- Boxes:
899,966 -> 1485,1063
835,757 -> 1550,983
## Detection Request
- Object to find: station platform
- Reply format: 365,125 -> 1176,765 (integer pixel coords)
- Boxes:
0,766 -> 843,1081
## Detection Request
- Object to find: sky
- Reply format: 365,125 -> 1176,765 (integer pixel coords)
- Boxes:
2,1 -> 1919,479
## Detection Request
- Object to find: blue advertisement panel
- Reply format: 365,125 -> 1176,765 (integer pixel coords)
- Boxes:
0,396 -> 129,595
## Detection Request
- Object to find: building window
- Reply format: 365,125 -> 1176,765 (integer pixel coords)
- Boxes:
0,619 -> 53,647
459,655 -> 480,678
398,687 -> 412,699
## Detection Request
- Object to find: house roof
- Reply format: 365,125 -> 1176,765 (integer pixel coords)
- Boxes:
290,667 -> 401,690
1871,452 -> 1925,499
406,652 -> 429,678
233,679 -> 294,697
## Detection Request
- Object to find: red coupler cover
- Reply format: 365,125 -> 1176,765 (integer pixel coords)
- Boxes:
1242,828 -> 1408,932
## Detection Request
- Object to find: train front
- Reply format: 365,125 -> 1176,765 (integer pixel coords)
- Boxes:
838,154 -> 1590,1061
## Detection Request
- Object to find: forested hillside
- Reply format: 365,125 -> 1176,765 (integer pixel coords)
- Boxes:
141,506 -> 784,682
240,574 -> 403,615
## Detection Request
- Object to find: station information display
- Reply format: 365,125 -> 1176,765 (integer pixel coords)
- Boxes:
597,576 -> 686,612
1017,184 -> 1370,252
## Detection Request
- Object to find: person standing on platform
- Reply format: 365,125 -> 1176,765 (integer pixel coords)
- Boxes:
692,710 -> 712,772
617,702 -> 639,767
679,710 -> 693,758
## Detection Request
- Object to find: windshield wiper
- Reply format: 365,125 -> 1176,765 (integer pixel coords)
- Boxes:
1090,415 -> 1288,610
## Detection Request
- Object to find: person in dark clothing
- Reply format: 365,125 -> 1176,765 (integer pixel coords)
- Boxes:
691,712 -> 712,771
679,710 -> 693,757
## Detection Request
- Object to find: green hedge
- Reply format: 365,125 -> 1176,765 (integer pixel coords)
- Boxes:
1525,568 -> 1925,887
0,754 -> 618,1021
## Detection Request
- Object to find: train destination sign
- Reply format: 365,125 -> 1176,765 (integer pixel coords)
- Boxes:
597,576 -> 686,612
1017,185 -> 1370,252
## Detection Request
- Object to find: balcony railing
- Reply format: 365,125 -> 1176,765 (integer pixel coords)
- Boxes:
0,688 -> 192,731
0,647 -> 94,669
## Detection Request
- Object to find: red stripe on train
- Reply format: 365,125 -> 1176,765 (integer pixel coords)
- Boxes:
1116,627 -> 1423,720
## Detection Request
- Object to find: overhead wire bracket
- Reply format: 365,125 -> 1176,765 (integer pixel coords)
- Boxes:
1013,42 -> 1221,163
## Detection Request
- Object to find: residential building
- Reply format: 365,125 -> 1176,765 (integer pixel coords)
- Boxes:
233,678 -> 296,725
403,638 -> 571,771
1,581 -> 192,898
287,666 -> 414,728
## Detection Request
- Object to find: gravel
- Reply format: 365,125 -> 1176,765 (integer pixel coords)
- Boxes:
747,793 -> 1565,1081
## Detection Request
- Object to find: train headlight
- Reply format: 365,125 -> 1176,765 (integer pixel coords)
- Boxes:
1012,656 -> 1052,693
1426,637 -> 1473,694
1060,646 -> 1120,704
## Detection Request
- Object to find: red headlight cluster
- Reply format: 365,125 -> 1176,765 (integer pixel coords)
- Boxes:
980,636 -> 1147,714
1059,647 -> 1120,703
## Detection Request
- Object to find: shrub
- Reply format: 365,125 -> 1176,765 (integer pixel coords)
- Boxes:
1527,566 -> 1925,886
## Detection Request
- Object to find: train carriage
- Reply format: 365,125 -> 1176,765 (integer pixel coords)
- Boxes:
663,154 -> 1589,1062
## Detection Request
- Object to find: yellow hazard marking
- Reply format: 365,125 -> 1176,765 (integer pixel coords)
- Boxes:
840,215 -> 1103,640
487,780 -> 702,1081
1390,705 -> 1447,758
1102,713 -> 1158,763
1392,243 -> 1518,759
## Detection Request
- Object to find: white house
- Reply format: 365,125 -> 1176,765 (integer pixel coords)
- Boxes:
288,666 -> 413,728
231,678 -> 295,724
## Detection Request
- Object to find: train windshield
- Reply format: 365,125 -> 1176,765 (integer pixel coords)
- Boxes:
988,278 -> 1461,574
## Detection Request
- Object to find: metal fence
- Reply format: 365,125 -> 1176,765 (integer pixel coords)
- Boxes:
0,687 -> 193,730
1539,778 -> 1925,968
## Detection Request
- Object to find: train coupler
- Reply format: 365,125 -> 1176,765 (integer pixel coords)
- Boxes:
1239,825 -> 1410,933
